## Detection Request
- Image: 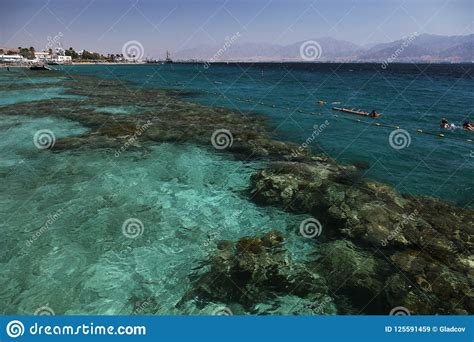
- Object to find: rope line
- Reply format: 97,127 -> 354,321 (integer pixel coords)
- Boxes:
198,89 -> 473,144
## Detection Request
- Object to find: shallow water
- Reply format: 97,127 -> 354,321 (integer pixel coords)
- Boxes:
0,110 -> 315,315
92,105 -> 152,115
0,86 -> 83,106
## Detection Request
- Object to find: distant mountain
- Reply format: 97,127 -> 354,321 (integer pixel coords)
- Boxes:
439,42 -> 473,62
359,33 -> 473,62
277,37 -> 361,60
175,37 -> 361,61
175,33 -> 473,63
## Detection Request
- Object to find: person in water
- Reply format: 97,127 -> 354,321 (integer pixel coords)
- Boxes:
440,118 -> 450,129
369,110 -> 378,118
463,120 -> 473,131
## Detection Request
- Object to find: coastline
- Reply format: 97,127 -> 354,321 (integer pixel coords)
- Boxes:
1,60 -> 473,68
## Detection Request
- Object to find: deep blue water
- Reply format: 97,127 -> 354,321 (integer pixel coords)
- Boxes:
58,63 -> 473,206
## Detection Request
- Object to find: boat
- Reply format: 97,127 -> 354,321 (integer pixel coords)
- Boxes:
164,51 -> 173,64
318,100 -> 327,104
30,65 -> 51,70
332,107 -> 380,117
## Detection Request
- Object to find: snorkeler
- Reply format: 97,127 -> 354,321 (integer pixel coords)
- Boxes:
440,118 -> 450,129
462,120 -> 473,131
369,110 -> 379,118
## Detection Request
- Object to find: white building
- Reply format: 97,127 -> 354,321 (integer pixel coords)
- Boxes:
34,51 -> 51,62
0,54 -> 26,63
33,50 -> 72,64
53,55 -> 72,64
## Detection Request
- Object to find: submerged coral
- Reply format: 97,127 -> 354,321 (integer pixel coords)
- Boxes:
1,69 -> 472,315
250,161 -> 474,314
178,231 -> 328,312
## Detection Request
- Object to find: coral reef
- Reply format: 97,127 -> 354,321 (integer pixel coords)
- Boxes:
2,69 -> 472,315
0,71 -> 307,161
250,162 -> 474,314
178,231 -> 328,312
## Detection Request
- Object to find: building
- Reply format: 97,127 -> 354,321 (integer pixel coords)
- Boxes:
34,51 -> 52,62
33,50 -> 72,64
0,54 -> 26,63
53,55 -> 72,64
53,46 -> 72,64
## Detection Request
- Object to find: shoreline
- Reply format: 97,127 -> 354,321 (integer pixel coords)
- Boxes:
1,61 -> 472,68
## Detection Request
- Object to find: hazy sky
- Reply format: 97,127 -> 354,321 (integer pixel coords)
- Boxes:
1,0 -> 472,57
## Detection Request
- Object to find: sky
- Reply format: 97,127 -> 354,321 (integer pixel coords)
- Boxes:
1,0 -> 472,58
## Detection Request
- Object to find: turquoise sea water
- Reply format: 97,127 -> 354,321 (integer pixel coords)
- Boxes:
0,64 -> 472,315
0,78 -> 315,314
57,63 -> 473,206
0,86 -> 83,106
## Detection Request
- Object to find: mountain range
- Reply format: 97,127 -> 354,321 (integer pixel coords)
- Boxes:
175,33 -> 473,63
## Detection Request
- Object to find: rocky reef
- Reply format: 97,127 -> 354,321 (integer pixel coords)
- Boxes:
0,70 -> 307,161
250,161 -> 474,314
177,231 -> 332,314
2,69 -> 472,315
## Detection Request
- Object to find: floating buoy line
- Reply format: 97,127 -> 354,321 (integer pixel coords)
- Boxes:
179,87 -> 473,144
